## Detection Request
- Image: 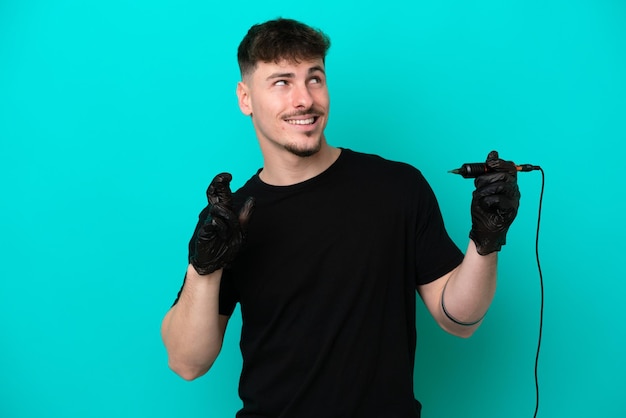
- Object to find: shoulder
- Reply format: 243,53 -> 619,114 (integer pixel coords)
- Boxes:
340,148 -> 429,189
343,148 -> 419,171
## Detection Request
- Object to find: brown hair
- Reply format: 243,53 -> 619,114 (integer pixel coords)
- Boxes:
237,18 -> 331,78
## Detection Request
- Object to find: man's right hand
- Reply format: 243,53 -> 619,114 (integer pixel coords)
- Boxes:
189,173 -> 254,275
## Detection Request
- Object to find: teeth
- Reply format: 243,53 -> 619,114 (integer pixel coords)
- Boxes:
286,117 -> 315,125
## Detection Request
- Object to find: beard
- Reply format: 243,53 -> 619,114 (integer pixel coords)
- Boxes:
283,135 -> 323,157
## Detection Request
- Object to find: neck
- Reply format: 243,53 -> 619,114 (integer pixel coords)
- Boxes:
258,143 -> 341,186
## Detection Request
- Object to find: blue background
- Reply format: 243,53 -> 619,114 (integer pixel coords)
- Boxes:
1,1 -> 625,417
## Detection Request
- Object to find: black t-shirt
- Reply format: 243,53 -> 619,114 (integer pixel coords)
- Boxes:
187,149 -> 464,417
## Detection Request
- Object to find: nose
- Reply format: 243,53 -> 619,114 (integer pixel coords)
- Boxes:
291,83 -> 314,109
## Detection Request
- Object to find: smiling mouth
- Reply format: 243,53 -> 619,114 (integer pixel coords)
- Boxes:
285,117 -> 317,125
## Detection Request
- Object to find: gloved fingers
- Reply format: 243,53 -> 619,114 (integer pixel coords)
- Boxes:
484,150 -> 517,174
209,203 -> 239,237
195,205 -> 213,227
197,221 -> 234,250
211,218 -> 232,240
474,171 -> 517,190
197,227 -> 218,244
475,168 -> 517,183
210,202 -> 237,222
207,172 -> 234,206
478,194 -> 519,213
486,150 -> 500,162
473,213 -> 513,232
470,152 -> 520,256
238,197 -> 255,230
474,181 -> 520,200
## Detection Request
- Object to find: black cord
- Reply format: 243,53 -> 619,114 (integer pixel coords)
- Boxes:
533,168 -> 545,418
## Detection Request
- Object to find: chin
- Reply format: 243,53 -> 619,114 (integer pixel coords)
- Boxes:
292,149 -> 319,158
284,140 -> 322,158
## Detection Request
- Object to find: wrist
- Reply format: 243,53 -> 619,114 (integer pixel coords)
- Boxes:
187,264 -> 223,281
469,228 -> 507,256
175,265 -> 223,307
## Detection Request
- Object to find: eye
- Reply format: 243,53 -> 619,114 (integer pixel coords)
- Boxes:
309,76 -> 321,84
274,80 -> 288,86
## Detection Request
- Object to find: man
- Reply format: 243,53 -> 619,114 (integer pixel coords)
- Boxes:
161,18 -> 520,417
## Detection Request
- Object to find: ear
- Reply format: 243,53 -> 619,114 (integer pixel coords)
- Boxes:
236,81 -> 252,116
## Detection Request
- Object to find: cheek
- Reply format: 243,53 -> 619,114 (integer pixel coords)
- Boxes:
313,89 -> 330,107
251,102 -> 284,131
251,93 -> 282,115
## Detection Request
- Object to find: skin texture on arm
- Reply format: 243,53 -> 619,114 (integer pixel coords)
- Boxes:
161,265 -> 229,380
418,240 -> 497,338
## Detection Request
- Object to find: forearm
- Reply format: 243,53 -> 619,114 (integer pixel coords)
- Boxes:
437,240 -> 498,337
161,265 -> 226,380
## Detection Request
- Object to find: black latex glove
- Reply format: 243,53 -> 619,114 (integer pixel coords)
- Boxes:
189,173 -> 254,275
469,151 -> 521,255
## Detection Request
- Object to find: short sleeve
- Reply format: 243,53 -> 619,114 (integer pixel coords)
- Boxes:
413,173 -> 464,285
218,268 -> 239,316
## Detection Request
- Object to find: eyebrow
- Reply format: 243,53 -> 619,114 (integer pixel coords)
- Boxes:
266,65 -> 326,81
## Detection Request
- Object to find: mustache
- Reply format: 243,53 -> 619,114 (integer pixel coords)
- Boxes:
282,107 -> 324,119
